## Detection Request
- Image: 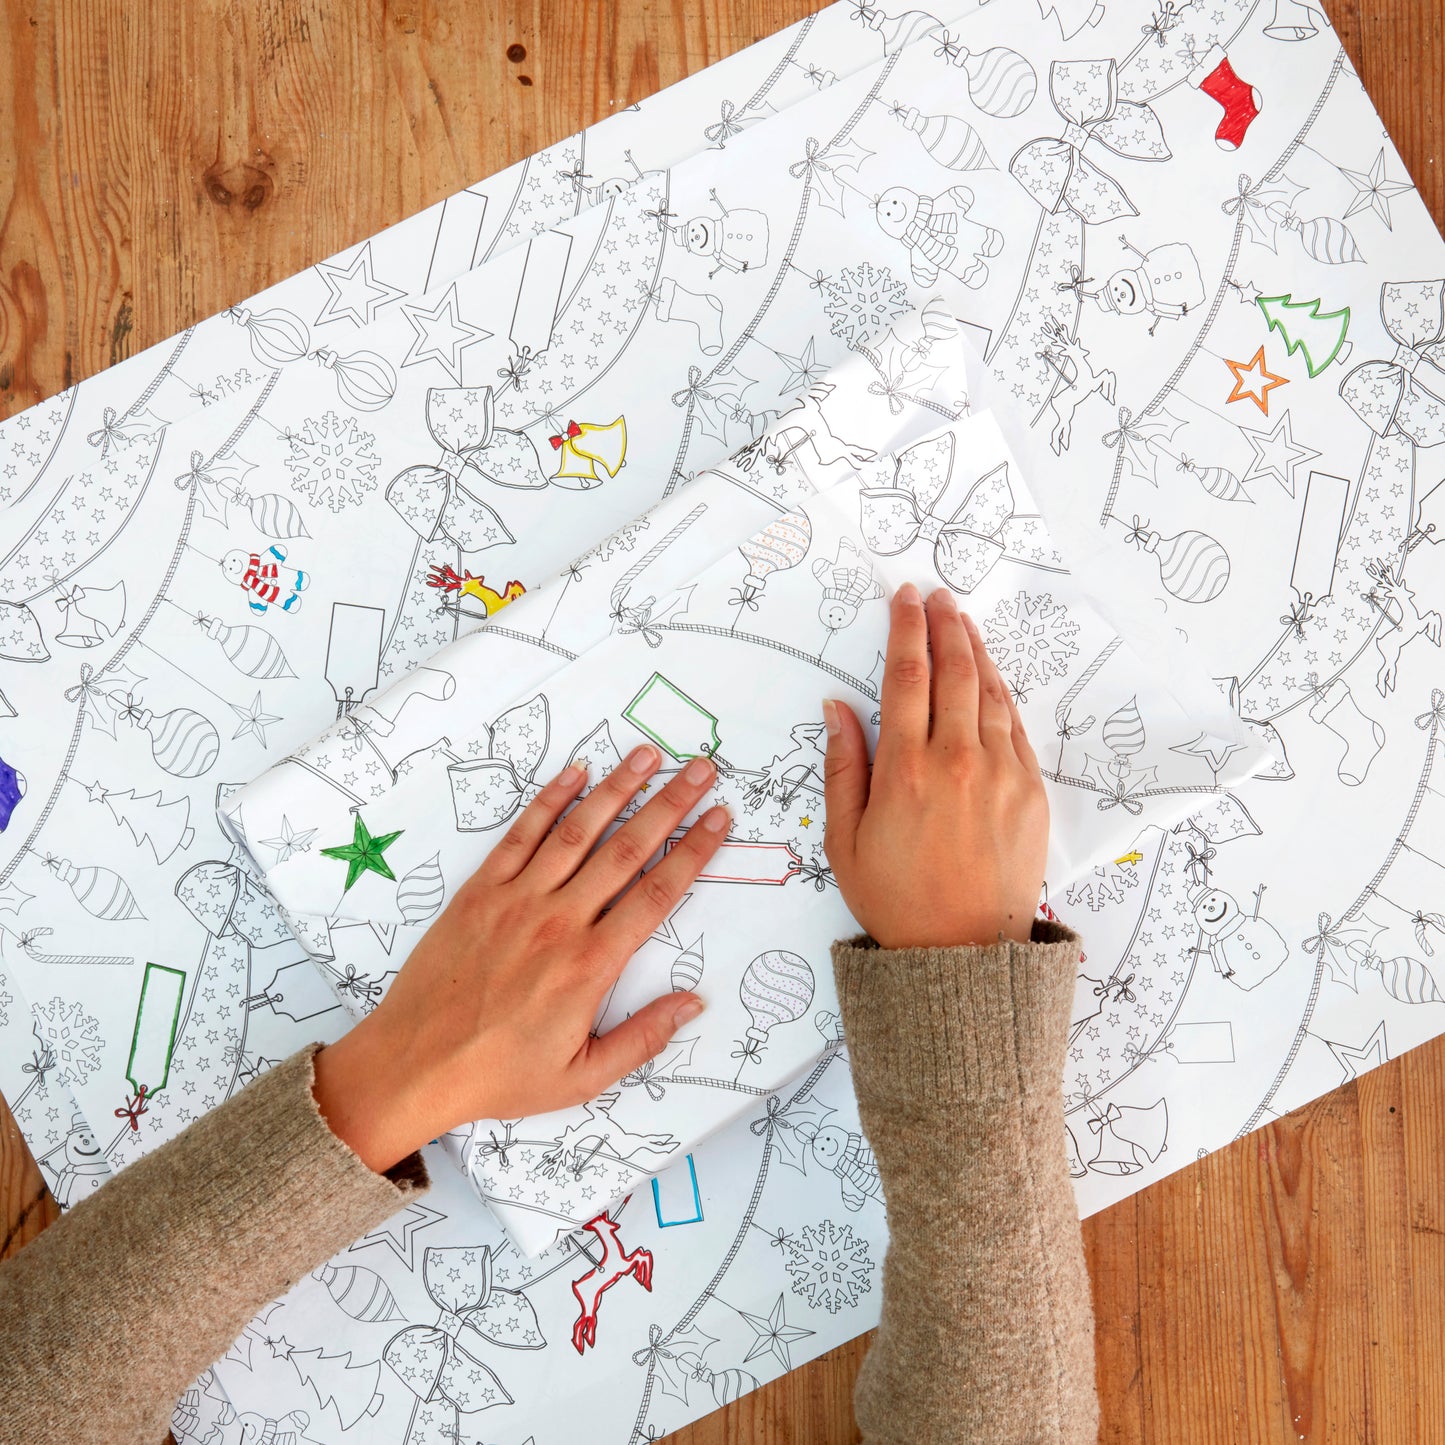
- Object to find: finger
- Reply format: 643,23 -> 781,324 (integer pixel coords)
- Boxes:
1002,677 -> 1043,777
569,755 -> 718,907
822,697 -> 869,871
576,992 -> 706,1097
926,587 -> 979,751
471,762 -> 590,885
528,745 -> 661,888
878,582 -> 930,764
962,611 -> 1013,749
596,805 -> 731,957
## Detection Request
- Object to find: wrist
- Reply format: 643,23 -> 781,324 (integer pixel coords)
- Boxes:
311,1016 -> 446,1174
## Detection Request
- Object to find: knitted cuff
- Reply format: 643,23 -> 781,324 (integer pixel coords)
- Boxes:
831,919 -> 1082,1105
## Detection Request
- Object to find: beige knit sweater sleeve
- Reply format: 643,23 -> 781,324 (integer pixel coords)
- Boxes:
833,919 -> 1099,1445
0,1045 -> 429,1445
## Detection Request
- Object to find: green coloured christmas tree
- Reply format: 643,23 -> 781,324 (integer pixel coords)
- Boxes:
1257,294 -> 1352,378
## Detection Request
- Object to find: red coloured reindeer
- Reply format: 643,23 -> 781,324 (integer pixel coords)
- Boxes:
570,1202 -> 654,1353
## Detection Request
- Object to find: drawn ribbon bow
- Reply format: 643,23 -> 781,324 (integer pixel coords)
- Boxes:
548,419 -> 582,449
447,694 -> 622,832
859,433 -> 1018,594
383,1245 -> 545,1445
1339,280 -> 1445,448
1008,59 -> 1168,225
1086,1102 -> 1124,1134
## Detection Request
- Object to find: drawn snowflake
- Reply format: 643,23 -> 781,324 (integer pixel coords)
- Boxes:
33,996 -> 103,1086
822,262 -> 910,350
984,591 -> 1080,690
785,1218 -> 874,1314
283,410 -> 380,512
1066,862 -> 1141,912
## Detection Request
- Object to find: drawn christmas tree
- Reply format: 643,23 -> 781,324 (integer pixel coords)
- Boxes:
288,1346 -> 383,1430
1257,294 -> 1352,378
86,782 -> 195,864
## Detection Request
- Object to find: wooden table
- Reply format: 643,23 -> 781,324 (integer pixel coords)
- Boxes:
2,3 -> 1443,1440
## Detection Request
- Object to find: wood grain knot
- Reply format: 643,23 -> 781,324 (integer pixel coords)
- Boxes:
202,159 -> 273,212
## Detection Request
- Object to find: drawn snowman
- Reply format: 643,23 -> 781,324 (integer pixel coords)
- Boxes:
1074,237 -> 1205,335
874,184 -> 1003,289
671,188 -> 770,277
42,1112 -> 109,1209
1192,885 -> 1288,990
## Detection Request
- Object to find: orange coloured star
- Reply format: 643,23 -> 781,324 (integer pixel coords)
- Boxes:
1225,346 -> 1289,416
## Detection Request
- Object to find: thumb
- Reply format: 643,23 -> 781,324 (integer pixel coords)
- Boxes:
822,698 -> 868,868
580,993 -> 704,1094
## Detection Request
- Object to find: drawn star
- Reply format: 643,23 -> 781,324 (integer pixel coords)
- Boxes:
80,778 -> 110,804
1241,411 -> 1321,498
0,881 -> 34,917
321,814 -> 405,891
314,242 -> 405,327
1322,1019 -> 1389,1084
400,284 -> 493,383
772,337 -> 826,393
738,1293 -> 815,1372
347,1201 -> 447,1269
1169,731 -> 1247,775
230,692 -> 282,745
1339,149 -> 1413,230
1225,347 -> 1289,416
259,815 -> 318,862
799,815 -> 812,827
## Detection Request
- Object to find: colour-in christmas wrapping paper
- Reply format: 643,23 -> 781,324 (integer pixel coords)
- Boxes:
2,0 -> 1444,1439
220,348 -> 1264,1253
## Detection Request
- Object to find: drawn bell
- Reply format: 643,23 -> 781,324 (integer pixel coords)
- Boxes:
551,417 -> 627,488
1263,0 -> 1320,40
1086,1109 -> 1142,1176
1065,1122 -> 1088,1179
1086,1099 -> 1169,1176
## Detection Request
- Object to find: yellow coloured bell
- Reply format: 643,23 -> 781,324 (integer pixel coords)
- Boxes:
552,417 -> 628,486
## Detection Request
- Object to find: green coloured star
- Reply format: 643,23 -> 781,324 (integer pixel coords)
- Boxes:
320,815 -> 405,892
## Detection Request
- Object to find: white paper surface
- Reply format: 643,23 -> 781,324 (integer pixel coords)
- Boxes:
3,0 -> 1444,1439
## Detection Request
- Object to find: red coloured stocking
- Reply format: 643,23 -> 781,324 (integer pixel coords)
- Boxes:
1188,44 -> 1262,151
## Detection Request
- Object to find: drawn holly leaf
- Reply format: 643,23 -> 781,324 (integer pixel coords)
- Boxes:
1244,173 -> 1309,252
1110,406 -> 1186,487
654,1323 -> 720,1406
695,364 -> 759,448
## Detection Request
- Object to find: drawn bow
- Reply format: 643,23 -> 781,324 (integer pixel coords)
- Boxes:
1008,59 -> 1169,225
447,694 -> 622,831
1339,279 -> 1445,448
858,433 -> 1020,594
383,1244 -> 545,1445
385,386 -> 532,550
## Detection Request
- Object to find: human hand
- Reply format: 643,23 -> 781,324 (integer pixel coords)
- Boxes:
312,748 -> 728,1173
822,582 -> 1048,950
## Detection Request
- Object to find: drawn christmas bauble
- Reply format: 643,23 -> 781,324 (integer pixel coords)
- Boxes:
708,1366 -> 760,1406
671,936 -> 705,992
228,305 -> 310,366
959,46 -> 1037,119
314,347 -> 397,412
397,854 -> 445,925
738,510 -> 812,592
1133,526 -> 1231,604
202,616 -> 296,679
314,1262 -> 404,1322
897,107 -> 991,172
46,856 -> 145,921
739,949 -> 815,1038
1375,954 -> 1441,1005
130,704 -> 221,777
242,490 -> 310,539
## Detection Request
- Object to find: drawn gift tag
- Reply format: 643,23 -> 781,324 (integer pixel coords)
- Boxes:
119,962 -> 185,1129
622,672 -> 737,770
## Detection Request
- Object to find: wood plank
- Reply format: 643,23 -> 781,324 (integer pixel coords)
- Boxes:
2,4 -> 1443,1442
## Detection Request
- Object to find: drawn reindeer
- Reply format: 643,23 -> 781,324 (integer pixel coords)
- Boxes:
1038,318 -> 1117,455
774,383 -> 879,468
745,720 -> 829,808
570,1207 -> 653,1353
537,1090 -> 679,1179
1364,556 -> 1442,696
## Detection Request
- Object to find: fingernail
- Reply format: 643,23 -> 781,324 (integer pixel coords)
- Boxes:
930,586 -> 957,611
700,805 -> 730,833
556,762 -> 587,786
822,698 -> 840,737
628,744 -> 660,774
683,756 -> 715,785
897,581 -> 921,606
673,996 -> 705,1027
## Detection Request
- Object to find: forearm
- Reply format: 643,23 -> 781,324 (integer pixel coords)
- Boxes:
833,921 -> 1098,1445
0,1045 -> 429,1445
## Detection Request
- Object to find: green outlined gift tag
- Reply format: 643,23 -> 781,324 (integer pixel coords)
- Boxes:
119,962 -> 185,1130
622,672 -> 734,771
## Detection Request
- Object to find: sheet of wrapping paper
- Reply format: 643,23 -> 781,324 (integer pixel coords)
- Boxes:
221,374 -> 1265,1252
3,0 -> 1445,1436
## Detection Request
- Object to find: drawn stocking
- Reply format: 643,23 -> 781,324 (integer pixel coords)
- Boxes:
654,277 -> 724,355
1308,678 -> 1384,786
1188,45 -> 1263,151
